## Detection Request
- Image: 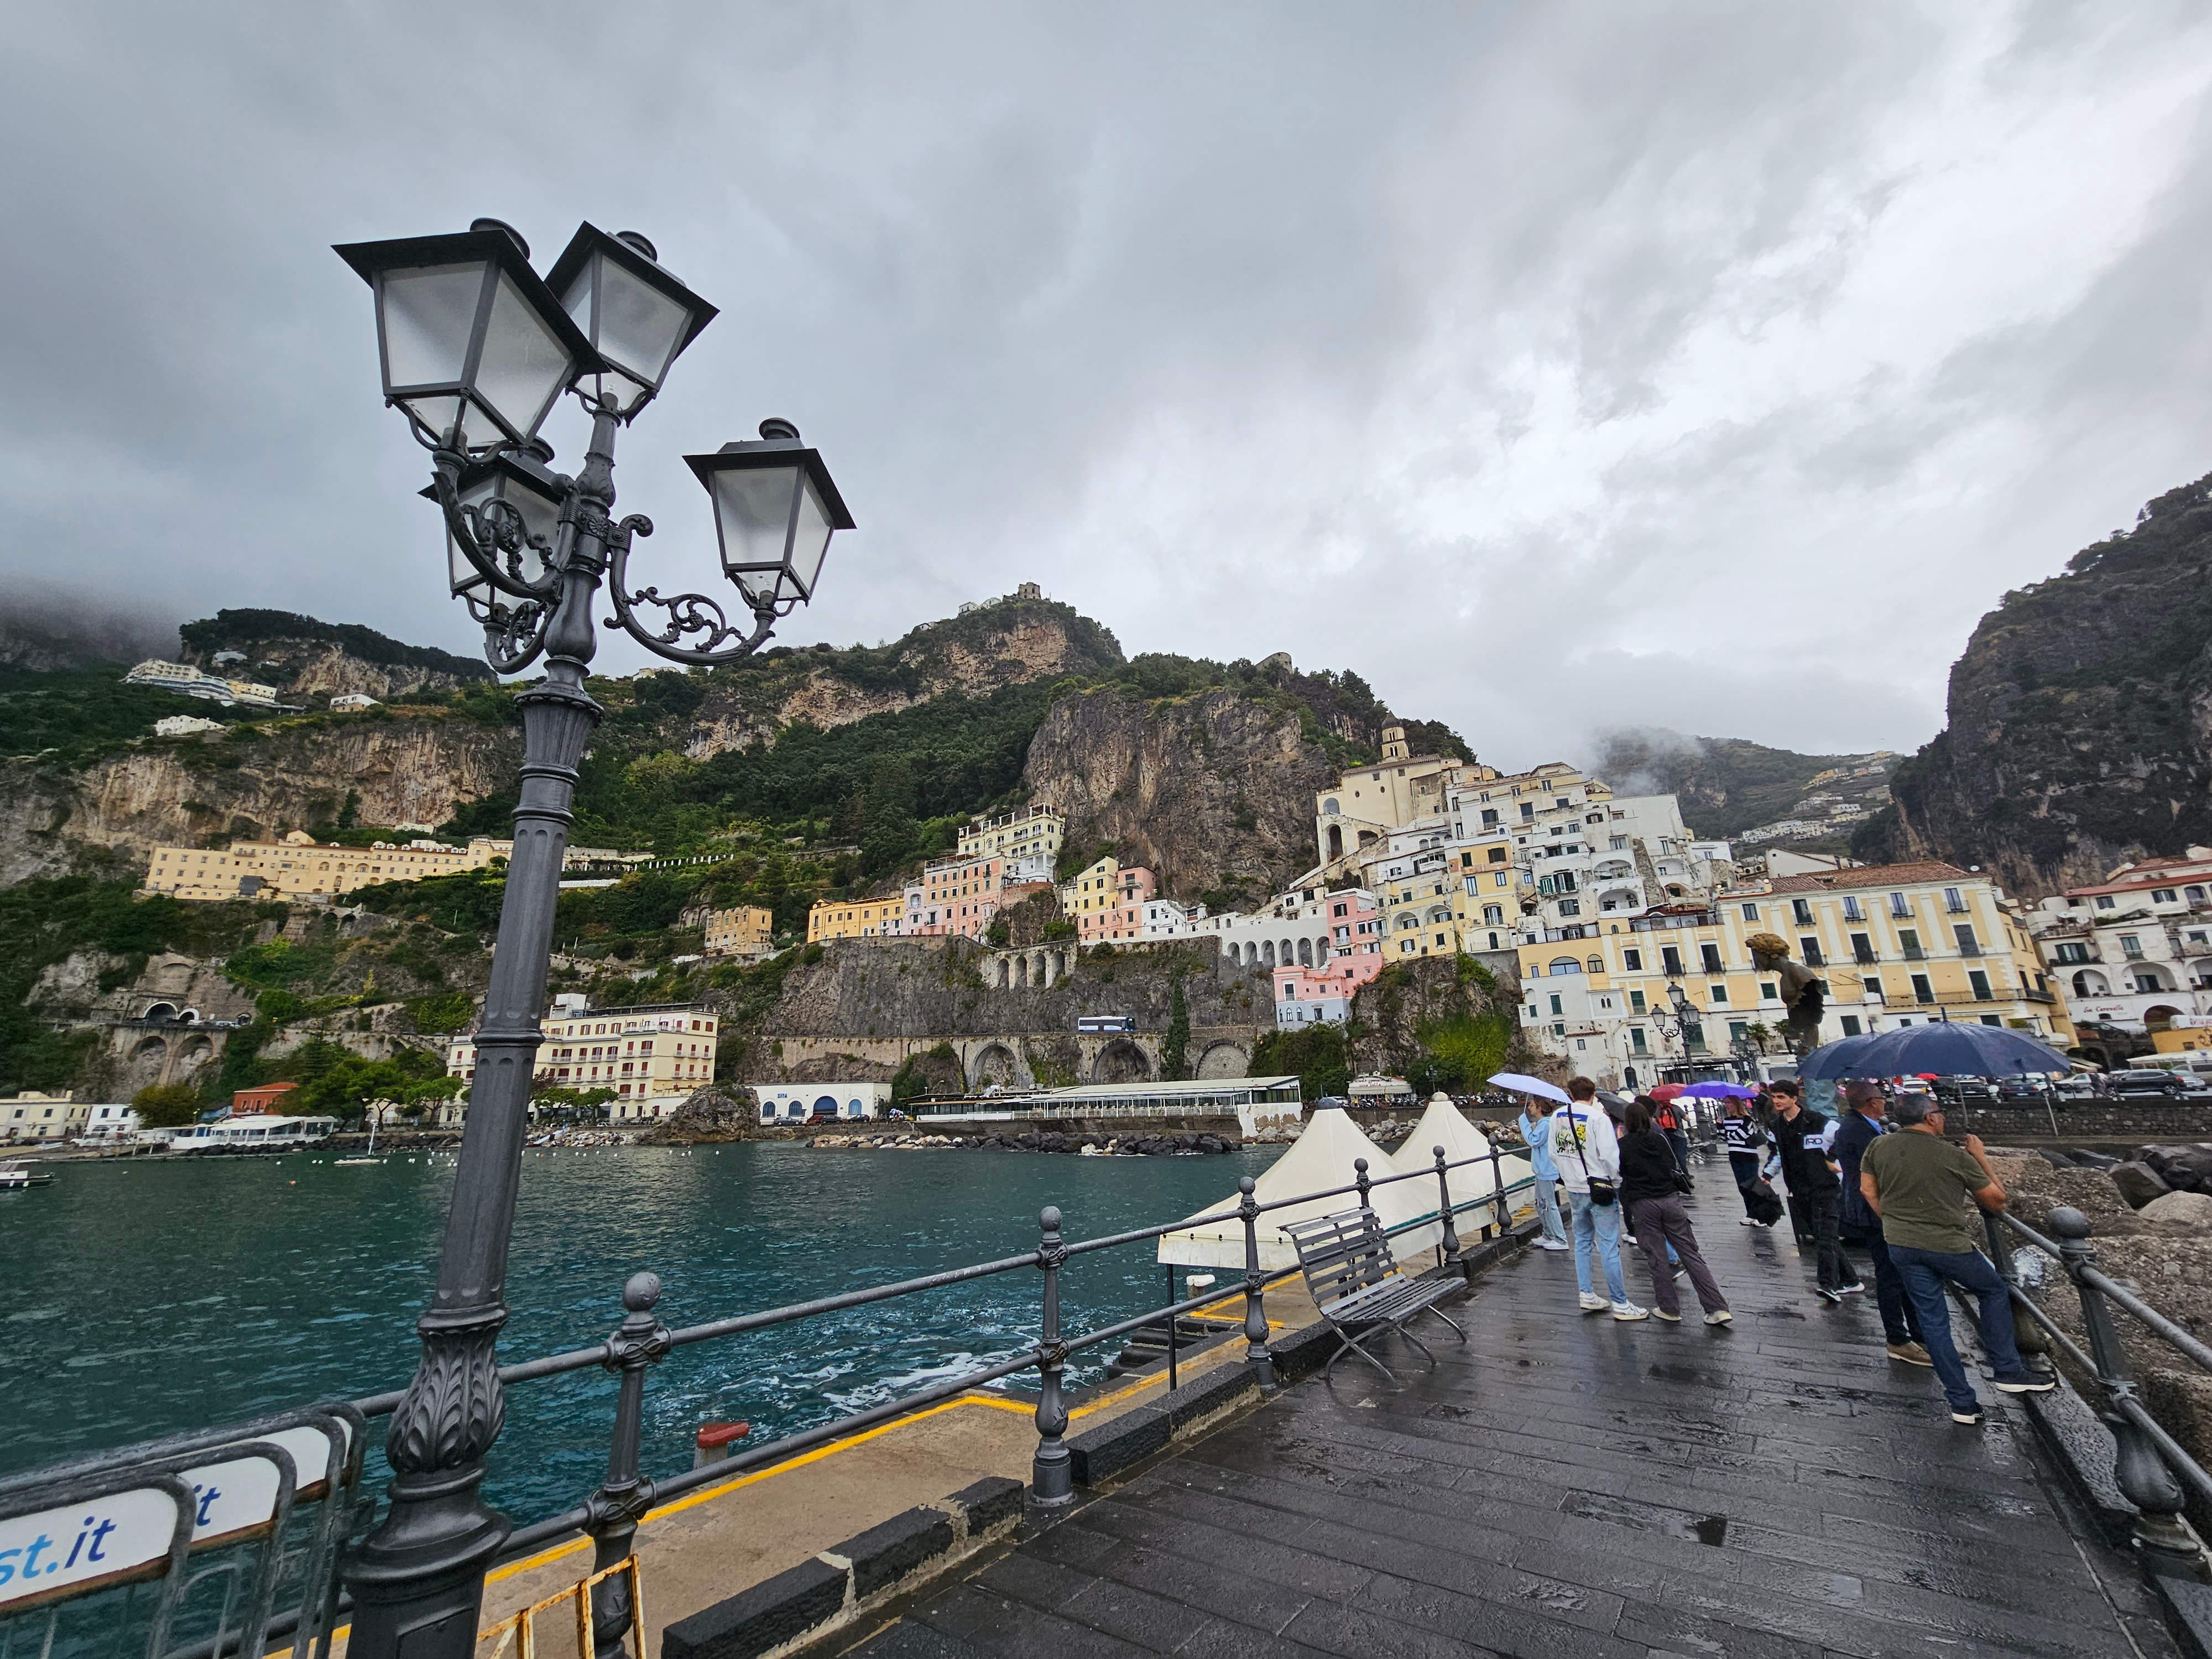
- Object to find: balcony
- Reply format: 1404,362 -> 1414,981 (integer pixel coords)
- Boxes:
1902,945 -> 1926,962
1853,947 -> 1879,966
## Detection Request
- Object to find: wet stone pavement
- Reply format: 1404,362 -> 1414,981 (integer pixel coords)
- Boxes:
849,1206 -> 2183,1658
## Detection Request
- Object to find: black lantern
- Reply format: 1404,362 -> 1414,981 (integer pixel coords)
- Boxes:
421,441 -> 566,606
336,218 -> 599,455
685,419 -> 854,611
545,225 -> 718,419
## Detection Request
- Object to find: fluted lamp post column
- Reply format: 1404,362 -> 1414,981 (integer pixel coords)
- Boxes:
332,217 -> 854,1658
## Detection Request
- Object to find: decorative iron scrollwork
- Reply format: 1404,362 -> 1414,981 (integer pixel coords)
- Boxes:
600,517 -> 781,665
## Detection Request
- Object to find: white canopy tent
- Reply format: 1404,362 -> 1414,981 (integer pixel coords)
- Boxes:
1387,1093 -> 1531,1227
1159,1106 -> 1444,1270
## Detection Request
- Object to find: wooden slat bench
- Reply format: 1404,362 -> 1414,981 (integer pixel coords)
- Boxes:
1280,1207 -> 1466,1384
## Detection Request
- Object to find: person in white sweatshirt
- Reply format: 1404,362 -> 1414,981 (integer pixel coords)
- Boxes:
1548,1077 -> 1646,1319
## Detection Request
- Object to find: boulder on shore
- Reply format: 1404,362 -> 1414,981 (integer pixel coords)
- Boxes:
2142,1191 -> 2212,1229
2112,1161 -> 2174,1210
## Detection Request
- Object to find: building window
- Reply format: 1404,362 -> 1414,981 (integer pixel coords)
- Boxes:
1954,924 -> 1980,957
1842,896 -> 1864,922
1700,943 -> 1723,974
2054,942 -> 2089,964
1623,948 -> 1642,971
1629,989 -> 1646,1013
1898,928 -> 1923,961
1630,1028 -> 1647,1053
1799,936 -> 1824,967
2096,895 -> 2116,909
1911,973 -> 1934,1004
1549,994 -> 1563,1016
1661,946 -> 1684,976
1944,887 -> 1968,912
1759,981 -> 1778,1001
1850,932 -> 1875,965
1969,969 -> 1993,1001
2156,889 -> 2179,904
1741,903 -> 1759,922
1708,984 -> 1728,1005
1840,1014 -> 1862,1036
2121,935 -> 2145,959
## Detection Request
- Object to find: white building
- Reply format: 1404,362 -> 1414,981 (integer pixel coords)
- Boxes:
124,659 -> 293,711
329,693 -> 382,711
448,998 -> 719,1123
2030,850 -> 2212,1034
80,1105 -> 142,1141
756,1081 -> 891,1125
153,715 -> 225,738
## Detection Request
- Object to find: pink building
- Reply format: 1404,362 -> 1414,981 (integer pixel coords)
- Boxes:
1059,857 -> 1157,945
901,853 -> 1007,940
1274,952 -> 1385,1028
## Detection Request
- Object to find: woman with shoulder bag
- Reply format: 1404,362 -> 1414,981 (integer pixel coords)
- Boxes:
1621,1097 -> 1733,1326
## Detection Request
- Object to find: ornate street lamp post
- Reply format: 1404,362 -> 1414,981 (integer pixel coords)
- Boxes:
332,218 -> 853,1657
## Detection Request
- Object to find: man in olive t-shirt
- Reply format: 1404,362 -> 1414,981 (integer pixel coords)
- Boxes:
1860,1092 -> 2051,1425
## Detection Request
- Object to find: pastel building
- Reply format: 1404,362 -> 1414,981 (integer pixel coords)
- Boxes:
1058,857 -> 1157,945
448,1000 -> 719,1123
1273,950 -> 1386,1029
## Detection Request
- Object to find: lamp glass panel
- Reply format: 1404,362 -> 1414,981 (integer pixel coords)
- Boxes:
382,264 -> 486,390
447,474 -> 498,595
473,273 -> 574,442
787,473 -> 833,598
503,480 -> 560,585
709,464 -> 801,574
594,258 -> 691,395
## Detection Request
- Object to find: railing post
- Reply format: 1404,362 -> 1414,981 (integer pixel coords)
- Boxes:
1031,1206 -> 1074,1509
1433,1145 -> 1462,1274
584,1271 -> 670,1659
1238,1176 -> 1277,1391
2049,1207 -> 2208,1577
1488,1138 -> 1508,1239
1981,1210 -> 2046,1358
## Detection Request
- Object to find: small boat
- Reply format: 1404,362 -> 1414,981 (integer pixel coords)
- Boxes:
0,1163 -> 54,1190
333,1115 -> 386,1167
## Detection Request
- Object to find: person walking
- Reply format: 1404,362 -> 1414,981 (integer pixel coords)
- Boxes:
1860,1095 -> 2053,1424
1516,1095 -> 1570,1251
1619,1099 -> 1731,1326
1772,1081 -> 1861,1303
1830,1079 -> 1931,1366
1766,1081 -> 1817,1245
1551,1078 -> 1646,1321
1721,1097 -> 1769,1225
1652,1092 -> 1694,1185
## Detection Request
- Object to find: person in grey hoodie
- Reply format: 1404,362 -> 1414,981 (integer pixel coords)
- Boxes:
1548,1077 -> 1646,1321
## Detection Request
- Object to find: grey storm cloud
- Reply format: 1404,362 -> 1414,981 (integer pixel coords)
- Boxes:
4,1 -> 2212,769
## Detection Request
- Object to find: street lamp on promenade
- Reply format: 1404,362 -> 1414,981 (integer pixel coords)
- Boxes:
331,217 -> 852,1656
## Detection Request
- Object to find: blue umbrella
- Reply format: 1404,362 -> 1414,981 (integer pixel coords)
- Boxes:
1681,1081 -> 1757,1099
1805,1022 -> 2069,1082
1796,1034 -> 1879,1082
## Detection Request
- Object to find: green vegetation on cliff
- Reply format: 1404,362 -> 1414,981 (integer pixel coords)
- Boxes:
179,608 -> 492,681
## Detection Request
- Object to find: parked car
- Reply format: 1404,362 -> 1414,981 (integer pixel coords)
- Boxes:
1993,1074 -> 2054,1107
1933,1076 -> 2000,1107
2109,1068 -> 2187,1099
2053,1073 -> 2103,1100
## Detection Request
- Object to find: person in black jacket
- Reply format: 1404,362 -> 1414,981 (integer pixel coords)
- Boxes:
1619,1098 -> 1731,1325
1830,1079 -> 1931,1365
1772,1084 -> 1862,1303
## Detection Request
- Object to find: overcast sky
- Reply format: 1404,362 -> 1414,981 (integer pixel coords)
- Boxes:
7,2 -> 2212,769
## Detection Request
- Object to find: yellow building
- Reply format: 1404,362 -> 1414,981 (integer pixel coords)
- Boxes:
447,1001 -> 719,1123
703,905 -> 775,958
807,896 -> 906,942
144,830 -> 504,901
1447,834 -> 1525,956
1313,727 -> 1485,868
1514,860 -> 2069,1087
1380,863 -> 1462,959
2,1091 -> 88,1144
957,805 -> 1064,870
1057,855 -> 1158,945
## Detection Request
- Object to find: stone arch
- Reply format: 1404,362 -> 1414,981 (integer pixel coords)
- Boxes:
1092,1038 -> 1153,1084
997,958 -> 1012,989
2073,969 -> 2110,997
2145,1004 -> 2183,1032
1297,938 -> 1313,968
2134,967 -> 2176,994
171,1035 -> 216,1081
1327,824 -> 1344,861
1358,830 -> 1379,849
1262,940 -> 1277,967
142,1001 -> 179,1022
1548,956 -> 1582,975
971,1043 -> 1019,1087
1013,954 -> 1029,989
1194,1040 -> 1249,1079
132,1035 -> 166,1065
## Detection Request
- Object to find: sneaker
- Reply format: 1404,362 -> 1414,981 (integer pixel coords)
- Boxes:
1652,1309 -> 1682,1323
1739,1217 -> 1760,1227
1886,1342 -> 1933,1367
1952,1407 -> 1986,1426
1815,1287 -> 1843,1305
1704,1310 -> 1734,1326
1838,1283 -> 1865,1296
1538,1239 -> 1571,1251
1611,1302 -> 1650,1321
1578,1292 -> 1608,1312
1623,1233 -> 1639,1245
1994,1375 -> 2056,1395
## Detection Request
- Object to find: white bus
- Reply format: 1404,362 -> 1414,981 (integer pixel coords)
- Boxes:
1076,1015 -> 1135,1034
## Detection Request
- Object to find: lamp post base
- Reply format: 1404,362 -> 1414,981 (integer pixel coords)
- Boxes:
343,1468 -> 511,1659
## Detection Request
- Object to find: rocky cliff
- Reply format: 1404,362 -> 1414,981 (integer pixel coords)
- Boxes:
0,713 -> 519,884
1022,685 -> 1342,902
1855,471 -> 2212,895
179,608 -> 492,696
681,596 -> 1123,759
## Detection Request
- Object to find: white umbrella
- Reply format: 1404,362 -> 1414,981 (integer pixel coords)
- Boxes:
1489,1072 -> 1571,1104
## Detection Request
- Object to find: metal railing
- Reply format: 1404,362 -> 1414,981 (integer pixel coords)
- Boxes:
2,1139 -> 1531,1659
1983,1204 -> 2212,1577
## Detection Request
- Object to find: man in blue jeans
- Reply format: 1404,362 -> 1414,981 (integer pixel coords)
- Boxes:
1860,1094 -> 2053,1425
1549,1078 -> 1646,1321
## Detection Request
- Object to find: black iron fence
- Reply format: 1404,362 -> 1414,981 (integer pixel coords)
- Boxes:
1983,1205 -> 2212,1575
1,1140 -> 1532,1658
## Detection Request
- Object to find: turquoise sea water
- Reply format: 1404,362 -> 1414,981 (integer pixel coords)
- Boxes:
0,1142 -> 1278,1525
